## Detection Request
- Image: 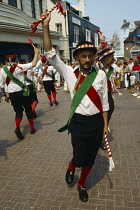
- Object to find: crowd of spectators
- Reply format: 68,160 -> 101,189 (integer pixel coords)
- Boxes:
110,58 -> 140,98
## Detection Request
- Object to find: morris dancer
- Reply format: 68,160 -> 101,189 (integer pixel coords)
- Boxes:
98,48 -> 115,149
38,59 -> 58,106
0,48 -> 39,140
41,11 -> 109,202
19,59 -> 42,118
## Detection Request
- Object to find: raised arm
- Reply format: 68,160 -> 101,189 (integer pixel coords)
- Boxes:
32,47 -> 40,67
42,11 -> 52,52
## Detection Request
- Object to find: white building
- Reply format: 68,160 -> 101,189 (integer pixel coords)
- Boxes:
0,0 -> 62,62
115,20 -> 140,59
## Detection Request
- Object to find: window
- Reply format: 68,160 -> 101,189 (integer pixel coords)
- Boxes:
131,51 -> 139,58
31,0 -> 36,18
94,33 -> 98,47
74,25 -> 79,43
8,0 -> 17,7
20,0 -> 23,10
72,17 -> 81,25
86,29 -> 91,42
137,37 -> 140,43
56,23 -> 62,34
39,0 -> 43,15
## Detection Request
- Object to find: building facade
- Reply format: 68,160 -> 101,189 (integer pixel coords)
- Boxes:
0,0 -> 100,62
118,20 -> 140,59
0,0 -> 61,62
124,25 -> 140,59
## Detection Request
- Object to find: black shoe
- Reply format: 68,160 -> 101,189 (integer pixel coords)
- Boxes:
15,128 -> 24,140
30,129 -> 36,134
100,142 -> 107,150
65,169 -> 75,184
77,186 -> 88,202
53,100 -> 59,105
50,103 -> 53,106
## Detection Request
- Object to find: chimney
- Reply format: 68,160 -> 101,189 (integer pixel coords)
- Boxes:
73,0 -> 86,17
123,19 -> 127,24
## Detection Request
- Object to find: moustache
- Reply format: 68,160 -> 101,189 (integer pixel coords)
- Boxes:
84,62 -> 91,65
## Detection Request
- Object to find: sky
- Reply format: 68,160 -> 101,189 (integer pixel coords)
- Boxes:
68,0 -> 140,42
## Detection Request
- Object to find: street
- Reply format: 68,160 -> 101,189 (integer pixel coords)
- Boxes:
0,88 -> 140,210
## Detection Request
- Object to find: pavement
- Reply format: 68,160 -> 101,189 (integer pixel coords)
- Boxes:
0,88 -> 140,210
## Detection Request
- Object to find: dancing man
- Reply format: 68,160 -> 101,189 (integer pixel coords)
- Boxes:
0,47 -> 39,140
41,11 -> 109,202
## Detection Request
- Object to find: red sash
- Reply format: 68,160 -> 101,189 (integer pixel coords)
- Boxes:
6,64 -> 23,85
74,71 -> 103,112
42,66 -> 48,78
107,80 -> 112,92
6,64 -> 17,86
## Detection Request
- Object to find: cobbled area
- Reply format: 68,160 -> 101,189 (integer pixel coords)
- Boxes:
0,88 -> 140,210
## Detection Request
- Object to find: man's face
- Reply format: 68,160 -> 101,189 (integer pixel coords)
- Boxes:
76,50 -> 95,71
102,54 -> 114,68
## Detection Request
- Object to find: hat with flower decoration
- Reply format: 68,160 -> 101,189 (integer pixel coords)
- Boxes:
73,41 -> 97,58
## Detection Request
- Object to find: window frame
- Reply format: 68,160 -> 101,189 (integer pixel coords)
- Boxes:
56,23 -> 62,35
86,29 -> 91,42
31,0 -> 36,18
74,25 -> 80,43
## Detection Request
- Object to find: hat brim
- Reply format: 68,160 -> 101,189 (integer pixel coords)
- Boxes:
73,47 -> 97,58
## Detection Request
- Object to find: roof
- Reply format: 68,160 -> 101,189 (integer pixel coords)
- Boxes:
121,20 -> 140,29
124,24 -> 140,43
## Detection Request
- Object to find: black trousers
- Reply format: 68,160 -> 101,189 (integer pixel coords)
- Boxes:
9,91 -> 34,119
43,80 -> 56,95
108,91 -> 114,122
69,112 -> 104,167
27,84 -> 38,102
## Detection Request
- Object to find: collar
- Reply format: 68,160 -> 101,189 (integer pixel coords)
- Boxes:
74,66 -> 97,75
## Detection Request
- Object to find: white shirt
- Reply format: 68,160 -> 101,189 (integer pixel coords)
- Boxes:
128,62 -> 134,71
0,63 -> 32,93
25,60 -> 42,85
38,65 -> 55,81
44,48 -> 109,116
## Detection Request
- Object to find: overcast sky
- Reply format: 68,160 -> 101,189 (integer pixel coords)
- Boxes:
69,0 -> 140,41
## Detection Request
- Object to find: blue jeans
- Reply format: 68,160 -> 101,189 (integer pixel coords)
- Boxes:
134,71 -> 140,83
0,90 -> 3,99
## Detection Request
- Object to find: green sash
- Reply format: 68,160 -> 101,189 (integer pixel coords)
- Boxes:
24,74 -> 37,92
106,66 -> 113,80
41,68 -> 57,82
58,68 -> 98,133
3,65 -> 30,96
